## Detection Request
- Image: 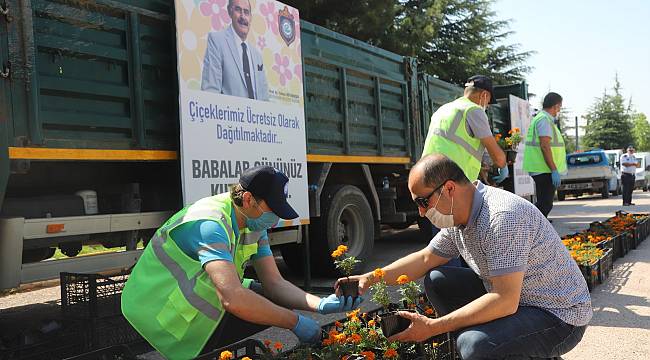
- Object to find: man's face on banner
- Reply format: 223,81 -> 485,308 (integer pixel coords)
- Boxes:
229,0 -> 252,40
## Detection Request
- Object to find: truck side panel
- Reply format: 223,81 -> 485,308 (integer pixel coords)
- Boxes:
301,22 -> 412,158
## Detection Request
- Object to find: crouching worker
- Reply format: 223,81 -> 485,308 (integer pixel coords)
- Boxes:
338,155 -> 591,360
122,166 -> 362,359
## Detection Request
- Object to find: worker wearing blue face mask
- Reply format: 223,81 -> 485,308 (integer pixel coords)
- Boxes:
122,166 -> 362,360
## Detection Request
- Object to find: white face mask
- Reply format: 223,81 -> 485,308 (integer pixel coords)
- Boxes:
425,190 -> 454,228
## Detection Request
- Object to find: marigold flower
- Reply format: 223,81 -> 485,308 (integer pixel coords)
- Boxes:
347,308 -> 361,318
331,249 -> 343,258
368,319 -> 376,327
242,357 -> 252,360
368,329 -> 377,337
361,351 -> 376,360
432,341 -> 439,347
396,274 -> 410,284
384,348 -> 398,358
322,338 -> 333,346
274,341 -> 283,351
349,333 -> 362,343
373,268 -> 385,279
334,321 -> 343,328
219,351 -> 233,360
342,356 -> 349,360
328,329 -> 339,338
335,333 -> 347,343
263,339 -> 271,347
337,244 -> 348,253
425,307 -> 434,315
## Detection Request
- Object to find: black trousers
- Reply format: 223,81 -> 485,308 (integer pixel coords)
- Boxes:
622,173 -> 635,205
532,173 -> 555,218
200,282 -> 268,355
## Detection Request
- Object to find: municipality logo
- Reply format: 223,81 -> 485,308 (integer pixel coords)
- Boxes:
278,7 -> 296,46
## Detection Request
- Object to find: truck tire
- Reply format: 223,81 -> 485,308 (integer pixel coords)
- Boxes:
22,248 -> 56,263
612,181 -> 621,196
601,182 -> 610,199
282,185 -> 375,277
557,191 -> 566,201
60,242 -> 82,257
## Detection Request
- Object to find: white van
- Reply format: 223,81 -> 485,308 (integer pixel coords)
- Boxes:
635,152 -> 650,191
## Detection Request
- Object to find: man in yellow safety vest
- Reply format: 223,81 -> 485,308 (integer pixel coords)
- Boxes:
122,166 -> 362,359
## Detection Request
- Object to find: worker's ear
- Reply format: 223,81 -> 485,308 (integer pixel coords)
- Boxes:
242,191 -> 254,208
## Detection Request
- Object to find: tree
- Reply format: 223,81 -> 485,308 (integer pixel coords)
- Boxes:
556,108 -> 577,153
283,0 -> 532,84
582,76 -> 634,150
632,113 -> 650,152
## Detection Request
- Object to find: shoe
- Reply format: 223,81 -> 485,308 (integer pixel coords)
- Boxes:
630,203 -> 636,206
623,203 -> 631,206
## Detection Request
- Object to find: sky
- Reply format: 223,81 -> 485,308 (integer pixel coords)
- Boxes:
493,0 -> 650,129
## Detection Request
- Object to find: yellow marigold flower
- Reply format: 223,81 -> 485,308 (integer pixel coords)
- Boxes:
368,319 -> 376,327
337,244 -> 348,253
335,333 -> 347,343
331,249 -> 343,258
373,268 -> 385,279
384,348 -> 398,358
242,357 -> 252,360
397,274 -> 410,284
219,351 -> 233,360
432,341 -> 439,347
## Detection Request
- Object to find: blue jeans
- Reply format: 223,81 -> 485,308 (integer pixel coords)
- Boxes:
425,266 -> 586,359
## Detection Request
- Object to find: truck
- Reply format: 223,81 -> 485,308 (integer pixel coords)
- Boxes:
557,150 -> 618,201
0,0 -> 527,290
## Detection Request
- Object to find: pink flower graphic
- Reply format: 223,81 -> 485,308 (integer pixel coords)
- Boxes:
200,0 -> 231,31
259,1 -> 279,35
273,54 -> 292,86
257,36 -> 267,50
293,63 -> 302,82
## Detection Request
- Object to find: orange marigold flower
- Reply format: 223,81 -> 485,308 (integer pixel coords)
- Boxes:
347,308 -> 361,318
242,357 -> 252,360
425,307 -> 434,315
349,333 -> 362,343
335,333 -> 347,343
274,342 -> 283,351
495,134 -> 502,140
334,321 -> 343,328
328,329 -> 339,338
396,275 -> 410,284
368,329 -> 377,337
384,348 -> 398,358
368,319 -> 376,327
342,356 -> 349,360
263,339 -> 271,347
219,351 -> 233,360
361,312 -> 367,319
322,338 -> 333,346
331,249 -> 343,258
361,351 -> 376,360
373,268 -> 385,279
337,245 -> 348,253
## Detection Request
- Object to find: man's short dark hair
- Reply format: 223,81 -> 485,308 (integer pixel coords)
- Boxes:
230,183 -> 259,206
416,155 -> 470,191
228,0 -> 252,10
542,92 -> 563,109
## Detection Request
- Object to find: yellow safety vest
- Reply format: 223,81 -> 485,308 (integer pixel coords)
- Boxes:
523,111 -> 567,174
422,97 -> 486,180
121,193 -> 263,360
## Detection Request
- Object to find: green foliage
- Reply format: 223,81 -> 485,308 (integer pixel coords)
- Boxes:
334,256 -> 361,276
397,280 -> 422,307
631,113 -> 650,152
283,0 -> 532,84
370,279 -> 391,309
556,108 -> 577,153
582,76 -> 634,150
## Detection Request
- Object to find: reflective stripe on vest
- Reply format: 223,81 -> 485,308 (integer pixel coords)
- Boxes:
429,108 -> 484,161
525,115 -> 565,147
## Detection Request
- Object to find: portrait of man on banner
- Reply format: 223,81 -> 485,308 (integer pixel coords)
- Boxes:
201,0 -> 270,101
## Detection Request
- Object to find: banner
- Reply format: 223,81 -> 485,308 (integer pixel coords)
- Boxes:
174,0 -> 308,226
509,95 -> 535,198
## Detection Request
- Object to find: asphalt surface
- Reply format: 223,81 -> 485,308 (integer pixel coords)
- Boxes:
1,190 -> 649,359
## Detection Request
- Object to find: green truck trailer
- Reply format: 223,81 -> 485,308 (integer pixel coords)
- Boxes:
0,0 -> 527,290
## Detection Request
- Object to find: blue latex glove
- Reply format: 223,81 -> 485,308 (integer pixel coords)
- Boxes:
291,313 -> 321,344
317,294 -> 363,314
493,165 -> 509,183
551,170 -> 561,188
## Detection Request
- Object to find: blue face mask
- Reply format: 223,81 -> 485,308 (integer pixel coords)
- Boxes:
246,211 -> 279,231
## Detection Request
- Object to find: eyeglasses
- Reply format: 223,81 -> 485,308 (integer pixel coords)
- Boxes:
413,179 -> 450,209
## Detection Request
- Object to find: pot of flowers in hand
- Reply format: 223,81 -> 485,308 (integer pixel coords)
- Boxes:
495,128 -> 522,164
371,272 -> 418,338
333,245 -> 361,305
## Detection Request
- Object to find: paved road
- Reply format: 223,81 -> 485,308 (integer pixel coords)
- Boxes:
2,190 -> 649,359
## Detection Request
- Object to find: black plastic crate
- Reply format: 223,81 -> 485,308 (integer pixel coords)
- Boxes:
579,261 -> 599,292
610,234 -> 624,260
195,339 -> 270,360
0,329 -> 84,360
60,272 -> 129,320
81,315 -> 144,351
62,345 -> 137,360
598,248 -> 613,284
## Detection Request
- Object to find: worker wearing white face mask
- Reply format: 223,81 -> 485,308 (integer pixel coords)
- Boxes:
336,154 -> 592,359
